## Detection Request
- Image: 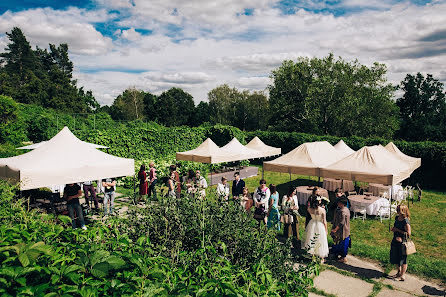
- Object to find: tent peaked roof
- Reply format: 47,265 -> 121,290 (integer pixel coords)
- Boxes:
17,140 -> 108,150
245,137 -> 281,157
263,141 -> 344,176
176,138 -> 233,164
334,140 -> 355,157
0,127 -> 134,190
221,138 -> 262,160
320,145 -> 413,185
385,142 -> 421,172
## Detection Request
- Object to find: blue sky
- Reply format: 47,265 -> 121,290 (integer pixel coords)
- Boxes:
0,0 -> 445,104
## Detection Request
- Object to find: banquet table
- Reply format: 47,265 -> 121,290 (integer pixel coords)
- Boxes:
295,186 -> 329,205
368,184 -> 404,200
322,178 -> 355,192
348,194 -> 390,216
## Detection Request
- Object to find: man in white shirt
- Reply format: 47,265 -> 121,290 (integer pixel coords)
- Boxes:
194,170 -> 208,198
216,177 -> 230,202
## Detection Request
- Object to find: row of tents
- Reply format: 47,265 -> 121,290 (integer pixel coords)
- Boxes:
177,138 -> 421,186
0,126 -> 421,191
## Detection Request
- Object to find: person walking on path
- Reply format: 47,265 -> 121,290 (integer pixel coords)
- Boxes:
83,180 -> 99,210
232,172 -> 245,199
138,164 -> 148,203
267,184 -> 281,231
64,183 -> 87,230
148,162 -> 157,201
388,204 -> 412,282
330,197 -> 351,263
102,177 -> 116,215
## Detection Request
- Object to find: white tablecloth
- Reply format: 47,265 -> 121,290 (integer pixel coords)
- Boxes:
322,178 -> 355,192
349,195 -> 390,216
295,186 -> 329,205
368,184 -> 404,200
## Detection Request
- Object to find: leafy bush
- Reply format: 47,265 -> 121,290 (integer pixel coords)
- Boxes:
0,181 -> 317,296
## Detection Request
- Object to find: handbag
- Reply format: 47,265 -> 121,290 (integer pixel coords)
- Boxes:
280,214 -> 294,224
402,234 -> 416,255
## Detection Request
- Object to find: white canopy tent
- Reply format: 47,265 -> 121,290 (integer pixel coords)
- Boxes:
245,137 -> 281,158
263,141 -> 344,176
17,141 -> 108,150
320,145 -> 413,185
334,140 -> 355,158
176,138 -> 234,164
0,127 -> 134,190
220,138 -> 264,161
385,142 -> 421,173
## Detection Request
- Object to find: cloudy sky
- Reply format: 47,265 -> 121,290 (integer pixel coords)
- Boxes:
0,0 -> 445,105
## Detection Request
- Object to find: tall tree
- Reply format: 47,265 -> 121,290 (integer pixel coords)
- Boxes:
0,27 -> 98,112
268,54 -> 399,138
396,73 -> 446,141
156,88 -> 195,126
193,101 -> 210,125
111,87 -> 146,121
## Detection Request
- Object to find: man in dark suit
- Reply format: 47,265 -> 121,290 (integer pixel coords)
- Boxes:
232,172 -> 245,199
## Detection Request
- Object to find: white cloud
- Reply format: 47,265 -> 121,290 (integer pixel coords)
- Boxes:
3,1 -> 446,105
0,7 -> 113,55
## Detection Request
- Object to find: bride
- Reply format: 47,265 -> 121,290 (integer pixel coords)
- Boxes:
302,195 -> 329,261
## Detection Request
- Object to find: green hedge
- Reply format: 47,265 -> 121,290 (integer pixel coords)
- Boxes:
246,131 -> 446,191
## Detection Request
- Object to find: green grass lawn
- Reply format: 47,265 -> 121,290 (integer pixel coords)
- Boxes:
118,167 -> 446,283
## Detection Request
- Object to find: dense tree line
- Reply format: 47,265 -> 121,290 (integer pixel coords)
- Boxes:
1,28 -> 445,141
0,27 -> 98,113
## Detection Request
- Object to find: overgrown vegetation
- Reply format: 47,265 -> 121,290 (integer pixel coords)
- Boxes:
0,180 -> 318,296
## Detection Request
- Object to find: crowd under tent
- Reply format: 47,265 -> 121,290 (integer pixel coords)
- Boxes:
320,145 -> 414,185
245,137 -> 281,158
176,138 -> 234,164
0,127 -> 134,190
263,141 -> 344,177
385,142 -> 421,173
334,140 -> 355,158
17,141 -> 108,150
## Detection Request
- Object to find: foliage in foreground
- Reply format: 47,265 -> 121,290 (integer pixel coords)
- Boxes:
0,181 -> 317,296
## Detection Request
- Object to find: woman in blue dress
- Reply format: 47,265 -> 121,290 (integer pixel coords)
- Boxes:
267,184 -> 281,231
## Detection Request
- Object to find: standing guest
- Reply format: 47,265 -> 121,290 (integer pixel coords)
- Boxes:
253,179 -> 270,227
138,164 -> 148,203
217,177 -> 230,202
303,195 -> 329,261
240,187 -> 253,211
185,169 -> 196,196
83,180 -> 99,210
388,205 -> 411,281
332,188 -> 350,209
306,187 -> 321,227
330,197 -> 351,263
170,165 -> 181,198
232,172 -> 245,199
102,177 -> 116,215
167,172 -> 176,198
64,183 -> 87,230
282,187 -> 299,243
194,170 -> 208,198
148,162 -> 157,201
267,184 -> 281,231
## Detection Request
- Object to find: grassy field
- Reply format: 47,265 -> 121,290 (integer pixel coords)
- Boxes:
118,167 -> 446,283
244,169 -> 446,283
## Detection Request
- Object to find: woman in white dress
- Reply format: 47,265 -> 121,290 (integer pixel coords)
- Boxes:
302,195 -> 329,261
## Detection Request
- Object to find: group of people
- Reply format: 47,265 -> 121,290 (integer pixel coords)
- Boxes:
62,177 -> 117,230
74,166 -> 414,280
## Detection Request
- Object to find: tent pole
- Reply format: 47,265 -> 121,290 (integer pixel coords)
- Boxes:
389,185 -> 393,230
